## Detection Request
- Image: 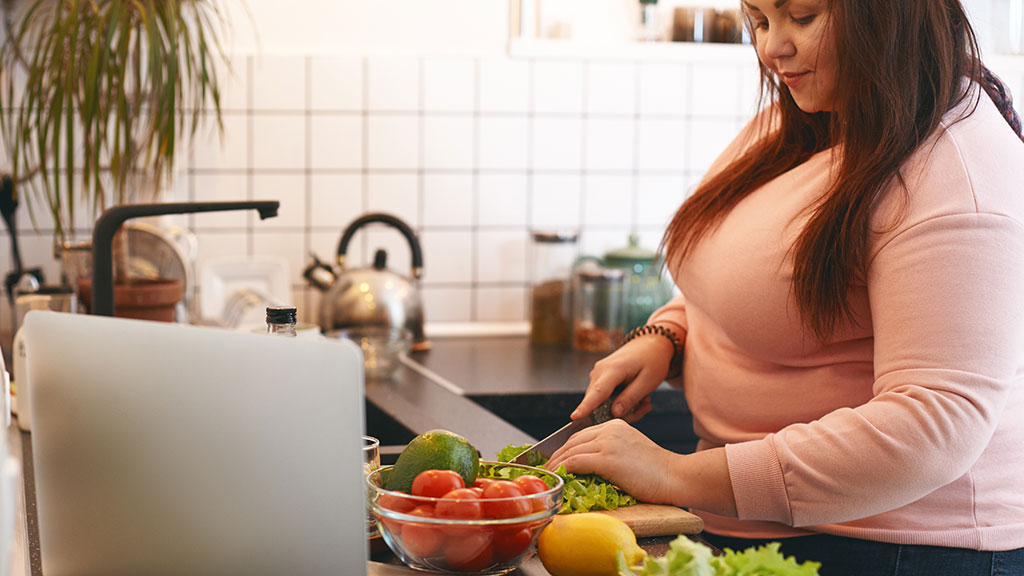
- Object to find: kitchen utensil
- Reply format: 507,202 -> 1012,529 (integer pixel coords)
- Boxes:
598,504 -> 704,536
510,387 -> 625,464
303,212 -> 429,351
332,326 -> 411,379
603,234 -> 673,332
572,260 -> 627,353
529,230 -> 578,346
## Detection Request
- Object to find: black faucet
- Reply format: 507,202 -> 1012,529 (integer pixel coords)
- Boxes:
91,201 -> 280,317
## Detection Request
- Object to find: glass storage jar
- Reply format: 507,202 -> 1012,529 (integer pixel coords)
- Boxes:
572,261 -> 626,353
529,230 -> 578,345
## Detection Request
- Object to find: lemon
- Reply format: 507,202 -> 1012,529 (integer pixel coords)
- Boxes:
387,429 -> 479,493
537,513 -> 646,576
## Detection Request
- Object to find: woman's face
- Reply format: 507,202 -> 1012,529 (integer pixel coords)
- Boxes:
743,0 -> 838,113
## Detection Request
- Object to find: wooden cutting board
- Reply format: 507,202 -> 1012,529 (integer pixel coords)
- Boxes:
596,503 -> 704,537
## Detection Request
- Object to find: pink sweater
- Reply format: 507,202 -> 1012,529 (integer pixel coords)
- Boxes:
649,88 -> 1024,551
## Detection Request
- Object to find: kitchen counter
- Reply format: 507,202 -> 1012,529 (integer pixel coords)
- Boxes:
6,335 -> 701,576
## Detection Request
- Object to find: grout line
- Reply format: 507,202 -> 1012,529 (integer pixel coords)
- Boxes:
471,58 -> 481,321
304,55 -> 314,315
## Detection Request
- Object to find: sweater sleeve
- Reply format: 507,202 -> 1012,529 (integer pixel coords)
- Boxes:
726,210 -> 1024,527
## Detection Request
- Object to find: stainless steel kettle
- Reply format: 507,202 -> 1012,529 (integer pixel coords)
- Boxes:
303,213 -> 429,351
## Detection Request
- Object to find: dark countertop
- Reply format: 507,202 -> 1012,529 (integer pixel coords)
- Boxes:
382,336 -> 698,458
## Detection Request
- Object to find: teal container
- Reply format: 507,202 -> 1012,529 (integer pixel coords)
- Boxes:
602,234 -> 673,332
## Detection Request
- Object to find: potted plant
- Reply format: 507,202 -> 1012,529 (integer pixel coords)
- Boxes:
0,0 -> 231,320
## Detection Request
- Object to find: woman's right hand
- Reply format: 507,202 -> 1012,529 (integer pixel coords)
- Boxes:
571,331 -> 677,421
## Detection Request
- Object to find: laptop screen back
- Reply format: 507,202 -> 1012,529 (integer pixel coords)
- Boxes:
25,311 -> 368,576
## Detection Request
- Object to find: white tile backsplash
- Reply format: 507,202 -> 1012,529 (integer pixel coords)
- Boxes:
532,117 -> 582,170
252,114 -> 306,169
367,56 -> 420,111
310,55 -> 364,111
638,63 -> 688,117
423,174 -> 474,227
419,230 -> 473,284
367,114 -> 420,169
310,174 -> 363,229
420,287 -> 473,322
2,49 -> 760,330
690,63 -> 743,116
476,230 -> 528,283
636,118 -> 688,171
252,54 -> 306,111
688,117 -> 742,173
478,116 -> 529,170
635,174 -> 689,227
423,58 -> 476,112
192,114 -> 248,170
423,115 -> 475,169
533,60 -> 584,114
584,117 -> 635,171
477,174 -> 529,227
584,174 -> 633,227
310,115 -> 363,169
192,173 -> 250,229
474,286 -> 527,322
586,61 -> 636,115
366,173 -> 419,226
531,174 -> 582,229
479,59 -> 530,113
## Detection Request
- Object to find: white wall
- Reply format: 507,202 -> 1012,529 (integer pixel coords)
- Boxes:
217,0 -> 510,56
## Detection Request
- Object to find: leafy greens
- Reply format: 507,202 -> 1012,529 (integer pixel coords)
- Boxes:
616,536 -> 821,576
492,443 -> 637,514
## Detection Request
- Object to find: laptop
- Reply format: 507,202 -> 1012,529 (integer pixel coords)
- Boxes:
23,311 -> 369,576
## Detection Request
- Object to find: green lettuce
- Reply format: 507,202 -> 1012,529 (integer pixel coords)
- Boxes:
492,444 -> 637,514
616,537 -> 821,576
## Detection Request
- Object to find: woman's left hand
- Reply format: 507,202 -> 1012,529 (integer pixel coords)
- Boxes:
544,419 -> 682,506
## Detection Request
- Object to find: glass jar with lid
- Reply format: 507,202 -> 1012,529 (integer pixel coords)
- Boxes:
529,230 -> 578,345
572,260 -> 627,353
603,234 -> 673,332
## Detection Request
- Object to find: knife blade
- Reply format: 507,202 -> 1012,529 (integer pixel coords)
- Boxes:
510,391 -> 620,464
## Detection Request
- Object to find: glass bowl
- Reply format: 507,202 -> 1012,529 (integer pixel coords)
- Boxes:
330,327 -> 410,379
367,461 -> 564,575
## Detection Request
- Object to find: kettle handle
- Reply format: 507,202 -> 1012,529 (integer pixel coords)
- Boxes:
336,213 -> 424,279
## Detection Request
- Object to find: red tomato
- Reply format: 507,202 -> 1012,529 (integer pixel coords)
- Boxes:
481,481 -> 530,519
468,487 -> 484,497
378,492 -> 416,513
472,477 -> 497,491
377,492 -> 417,536
443,528 -> 494,572
435,488 -> 484,521
513,475 -> 549,495
493,527 -> 532,562
411,469 -> 465,498
401,505 -> 443,557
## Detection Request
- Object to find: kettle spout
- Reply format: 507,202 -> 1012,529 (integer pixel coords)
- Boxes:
302,254 -> 336,292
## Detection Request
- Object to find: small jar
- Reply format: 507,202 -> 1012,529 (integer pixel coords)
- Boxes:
529,230 -> 578,345
572,262 -> 626,353
266,306 -> 297,337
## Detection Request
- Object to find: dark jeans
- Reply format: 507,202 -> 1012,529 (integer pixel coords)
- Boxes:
701,532 -> 1024,576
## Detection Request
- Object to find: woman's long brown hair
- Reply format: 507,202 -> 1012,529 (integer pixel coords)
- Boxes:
662,0 -> 986,341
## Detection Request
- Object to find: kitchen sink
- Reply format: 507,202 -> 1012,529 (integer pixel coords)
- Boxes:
364,398 -> 414,465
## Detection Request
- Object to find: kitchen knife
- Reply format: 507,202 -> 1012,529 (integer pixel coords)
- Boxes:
510,389 -> 622,464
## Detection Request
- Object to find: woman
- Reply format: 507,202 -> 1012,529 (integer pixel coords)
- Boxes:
544,0 -> 1024,574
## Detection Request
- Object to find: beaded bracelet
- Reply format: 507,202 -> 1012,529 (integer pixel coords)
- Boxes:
621,324 -> 683,378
